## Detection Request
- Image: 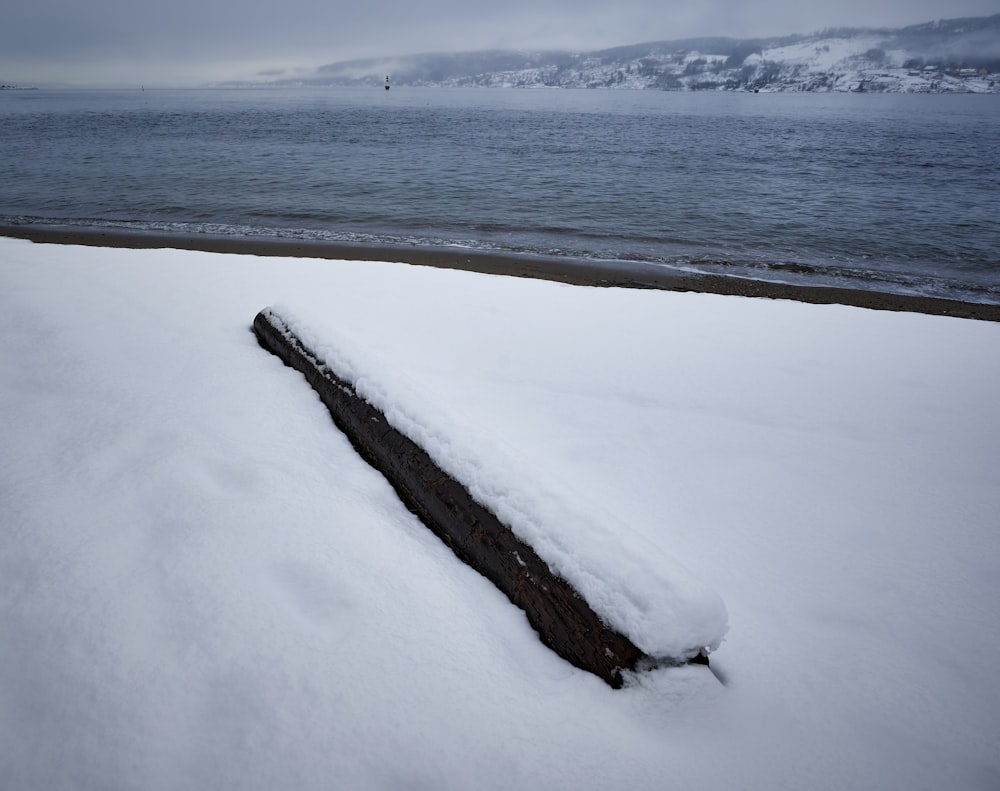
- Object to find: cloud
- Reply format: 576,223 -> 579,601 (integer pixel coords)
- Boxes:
1,0 -> 997,85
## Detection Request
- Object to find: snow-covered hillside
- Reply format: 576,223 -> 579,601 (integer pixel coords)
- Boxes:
270,14 -> 1000,93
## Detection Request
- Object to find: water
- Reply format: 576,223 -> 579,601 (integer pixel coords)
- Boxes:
2,87 -> 999,303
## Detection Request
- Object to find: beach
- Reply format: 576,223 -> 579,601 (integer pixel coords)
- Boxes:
2,232 -> 999,789
4,224 -> 999,322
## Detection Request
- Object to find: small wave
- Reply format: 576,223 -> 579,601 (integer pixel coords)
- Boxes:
3,213 -> 997,306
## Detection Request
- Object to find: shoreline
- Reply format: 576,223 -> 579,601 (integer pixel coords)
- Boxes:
3,224 -> 999,322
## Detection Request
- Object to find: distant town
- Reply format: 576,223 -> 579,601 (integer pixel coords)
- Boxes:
238,13 -> 1000,94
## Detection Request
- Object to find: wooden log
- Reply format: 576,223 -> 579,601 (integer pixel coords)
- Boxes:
253,307 -> 678,687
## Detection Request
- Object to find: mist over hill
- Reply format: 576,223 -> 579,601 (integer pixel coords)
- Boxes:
246,14 -> 1000,92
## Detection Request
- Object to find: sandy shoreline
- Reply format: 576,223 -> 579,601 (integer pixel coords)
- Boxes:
3,224 -> 998,322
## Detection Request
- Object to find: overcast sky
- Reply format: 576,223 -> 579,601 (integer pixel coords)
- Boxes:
2,0 -> 996,86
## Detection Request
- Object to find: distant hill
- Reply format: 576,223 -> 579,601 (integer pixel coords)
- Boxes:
244,14 -> 1000,93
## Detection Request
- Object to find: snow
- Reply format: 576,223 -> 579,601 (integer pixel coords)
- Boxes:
276,294 -> 728,660
749,36 -> 886,70
2,236 -> 1000,789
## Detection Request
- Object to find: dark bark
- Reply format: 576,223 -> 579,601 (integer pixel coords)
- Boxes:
252,307 -> 660,687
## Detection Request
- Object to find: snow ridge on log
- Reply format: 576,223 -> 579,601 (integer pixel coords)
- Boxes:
252,307 -> 685,687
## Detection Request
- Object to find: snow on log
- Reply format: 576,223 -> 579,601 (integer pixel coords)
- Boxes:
253,307 -> 705,687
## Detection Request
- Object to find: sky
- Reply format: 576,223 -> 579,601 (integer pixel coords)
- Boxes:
1,0 -> 997,86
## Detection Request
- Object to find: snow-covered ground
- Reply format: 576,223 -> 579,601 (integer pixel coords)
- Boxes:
747,35 -> 886,71
2,236 -> 999,789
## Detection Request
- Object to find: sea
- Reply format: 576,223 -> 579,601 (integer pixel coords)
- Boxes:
2,86 -> 998,303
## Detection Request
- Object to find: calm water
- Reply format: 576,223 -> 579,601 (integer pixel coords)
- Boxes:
2,87 -> 998,302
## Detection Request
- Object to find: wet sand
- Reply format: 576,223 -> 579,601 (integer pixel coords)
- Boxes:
3,224 -> 998,322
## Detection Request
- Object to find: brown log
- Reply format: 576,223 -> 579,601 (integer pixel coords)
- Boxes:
253,307 -> 683,687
